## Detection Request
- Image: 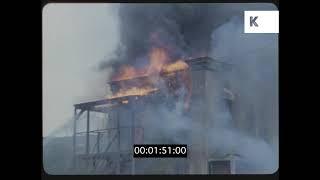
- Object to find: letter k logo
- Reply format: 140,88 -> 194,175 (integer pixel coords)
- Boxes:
250,16 -> 258,27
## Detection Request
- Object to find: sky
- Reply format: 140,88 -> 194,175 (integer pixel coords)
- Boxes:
42,3 -> 119,137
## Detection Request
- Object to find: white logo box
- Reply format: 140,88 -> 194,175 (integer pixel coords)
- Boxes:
244,11 -> 279,33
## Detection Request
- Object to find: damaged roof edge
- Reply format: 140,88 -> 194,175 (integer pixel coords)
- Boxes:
185,56 -> 232,72
106,57 -> 232,85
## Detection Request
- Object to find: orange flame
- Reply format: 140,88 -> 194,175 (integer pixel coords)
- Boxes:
147,47 -> 169,75
121,100 -> 129,104
161,60 -> 189,74
112,48 -> 169,81
109,47 -> 191,105
107,86 -> 158,99
112,65 -> 147,81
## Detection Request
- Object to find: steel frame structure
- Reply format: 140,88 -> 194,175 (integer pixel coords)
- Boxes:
72,95 -> 152,174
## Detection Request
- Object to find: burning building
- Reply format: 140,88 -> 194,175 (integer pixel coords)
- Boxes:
72,53 -> 233,174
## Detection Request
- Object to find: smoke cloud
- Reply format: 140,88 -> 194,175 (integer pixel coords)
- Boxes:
207,15 -> 278,173
44,3 -> 278,174
99,3 -> 277,73
99,4 -> 239,73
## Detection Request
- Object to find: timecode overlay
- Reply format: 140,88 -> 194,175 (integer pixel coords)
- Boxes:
133,144 -> 188,158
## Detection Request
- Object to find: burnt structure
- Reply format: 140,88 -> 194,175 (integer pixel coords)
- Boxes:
72,57 -> 232,174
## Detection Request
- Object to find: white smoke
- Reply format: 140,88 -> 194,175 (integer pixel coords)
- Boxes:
136,15 -> 278,174
207,15 -> 278,174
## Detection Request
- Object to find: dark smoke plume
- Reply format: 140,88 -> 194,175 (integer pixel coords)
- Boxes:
99,4 -> 231,72
99,3 -> 276,74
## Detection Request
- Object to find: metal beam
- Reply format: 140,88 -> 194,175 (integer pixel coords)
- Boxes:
74,96 -> 134,109
72,108 -> 86,169
86,110 -> 90,155
116,109 -> 121,174
75,109 -> 86,120
74,99 -> 112,110
72,108 -> 77,168
131,111 -> 135,175
74,92 -> 160,110
90,106 -> 113,113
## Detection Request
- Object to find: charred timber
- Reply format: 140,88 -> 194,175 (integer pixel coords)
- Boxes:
74,91 -> 163,110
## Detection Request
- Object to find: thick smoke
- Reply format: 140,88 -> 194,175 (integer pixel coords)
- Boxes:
43,119 -> 73,174
99,3 -> 277,74
207,15 -> 278,173
98,3 -> 242,73
44,3 -> 278,174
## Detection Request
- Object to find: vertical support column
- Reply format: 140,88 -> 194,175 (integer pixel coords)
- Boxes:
86,110 -> 90,155
73,107 -> 77,169
131,111 -> 135,175
117,109 -> 121,174
86,110 -> 90,168
97,132 -> 101,154
249,104 -> 259,138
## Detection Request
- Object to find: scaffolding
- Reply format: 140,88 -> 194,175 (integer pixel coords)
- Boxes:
72,94 -> 159,174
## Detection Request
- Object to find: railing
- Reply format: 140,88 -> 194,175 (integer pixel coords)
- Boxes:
75,126 -> 144,174
90,132 -> 118,173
